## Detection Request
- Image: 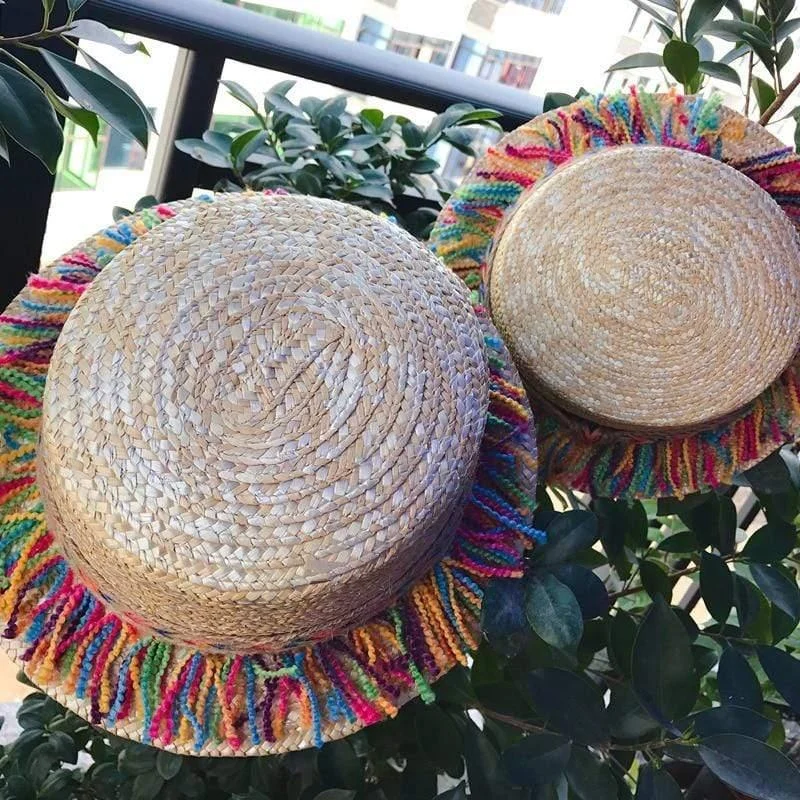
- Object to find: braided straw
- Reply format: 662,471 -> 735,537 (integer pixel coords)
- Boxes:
39,194 -> 488,653
432,90 -> 800,498
488,145 -> 800,433
0,193 -> 541,755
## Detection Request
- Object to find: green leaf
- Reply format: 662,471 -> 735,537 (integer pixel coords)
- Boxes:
37,769 -> 73,799
342,134 -> 381,150
684,706 -> 773,740
699,734 -> 800,800
118,744 -> 157,775
698,60 -> 742,85
481,578 -> 529,655
359,108 -> 383,131
0,62 -> 63,173
607,610 -> 637,676
132,772 -> 164,800
0,127 -> 9,166
317,738 -> 363,790
565,747 -> 617,800
733,574 -> 767,636
549,564 -> 609,619
48,730 -> 78,763
753,76 -> 778,115
718,647 -> 763,710
757,646 -> 800,714
751,563 -> 800,620
174,138 -> 230,168
640,559 -> 673,602
632,596 -> 699,722
68,0 -> 90,11
79,50 -> 157,133
537,511 -> 599,565
48,94 -> 100,145
778,17 -> 800,39
64,20 -> 143,54
230,128 -> 265,170
657,530 -> 699,553
41,50 -> 148,148
220,80 -> 261,116
543,92 -> 576,112
742,520 -> 797,562
663,40 -> 701,86
501,732 -> 571,787
155,750 -> 182,781
687,0 -> 727,41
700,552 -> 733,624
318,114 -> 341,143
693,644 -> 719,677
265,91 -> 303,118
401,122 -> 425,148
415,704 -> 463,777
704,18 -> 773,43
527,668 -> 609,745
635,765 -> 682,800
437,783 -> 467,800
349,183 -> 393,202
607,52 -> 665,71
607,684 -> 661,740
313,791 -> 356,800
779,37 -> 795,69
464,720 -> 501,798
525,574 -> 583,652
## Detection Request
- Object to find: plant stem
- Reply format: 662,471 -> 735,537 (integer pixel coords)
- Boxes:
676,0 -> 685,41
744,49 -> 755,116
759,69 -> 800,125
0,24 -> 74,46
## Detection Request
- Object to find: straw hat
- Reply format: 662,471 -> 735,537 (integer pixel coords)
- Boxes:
0,193 -> 540,754
432,90 -> 800,499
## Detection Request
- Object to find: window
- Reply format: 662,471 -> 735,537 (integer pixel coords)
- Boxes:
480,48 -> 542,89
510,0 -> 566,13
452,37 -> 488,77
358,17 -> 452,66
357,15 -> 391,49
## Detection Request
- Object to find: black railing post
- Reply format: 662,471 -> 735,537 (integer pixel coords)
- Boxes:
150,51 -> 225,202
0,0 -> 75,308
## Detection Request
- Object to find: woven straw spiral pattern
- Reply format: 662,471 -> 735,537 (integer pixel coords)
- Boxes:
38,194 -> 489,653
489,144 -> 800,433
431,90 -> 800,498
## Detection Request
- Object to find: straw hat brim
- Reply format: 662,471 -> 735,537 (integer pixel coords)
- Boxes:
431,92 -> 800,499
0,196 -> 540,755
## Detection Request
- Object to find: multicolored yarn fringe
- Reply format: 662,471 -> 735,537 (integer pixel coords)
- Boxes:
0,196 -> 542,755
431,89 -> 800,499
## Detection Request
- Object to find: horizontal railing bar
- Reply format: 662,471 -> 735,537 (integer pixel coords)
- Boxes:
83,0 -> 542,129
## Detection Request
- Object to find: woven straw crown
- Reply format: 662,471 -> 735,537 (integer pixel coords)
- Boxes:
0,192 -> 540,755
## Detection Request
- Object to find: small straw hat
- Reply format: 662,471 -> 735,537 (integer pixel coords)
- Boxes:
0,193 -> 540,754
431,90 -> 800,499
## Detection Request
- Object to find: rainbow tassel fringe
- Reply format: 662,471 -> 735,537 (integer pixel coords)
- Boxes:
0,199 -> 541,754
431,89 -> 800,499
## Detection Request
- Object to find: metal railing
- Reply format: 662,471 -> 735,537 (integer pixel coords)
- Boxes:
1,0 -> 543,306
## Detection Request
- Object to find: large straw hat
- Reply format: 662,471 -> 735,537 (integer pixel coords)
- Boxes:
0,193 -> 539,754
431,90 -> 800,499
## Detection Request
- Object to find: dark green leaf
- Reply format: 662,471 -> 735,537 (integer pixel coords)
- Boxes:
635,765 -> 682,800
537,511 -> 599,565
543,92 -> 576,112
684,705 -> 772,740
48,730 -> 78,763
607,684 -> 661,740
132,772 -> 165,800
0,127 -> 8,166
628,0 -> 675,30
341,134 -> 381,151
414,704 -> 463,777
699,734 -> 800,800
693,644 -> 719,677
718,647 -> 762,710
155,750 -> 182,780
779,37 -> 795,69
753,76 -> 778,115
657,530 -> 699,553
349,183 -> 393,202
293,170 -> 323,196
0,63 -> 62,172
698,60 -> 742,85
564,747 -> 616,800
410,156 -> 439,174
464,720 -> 500,798
265,91 -> 302,118
37,769 -> 73,799
733,574 -> 768,636
118,744 -> 157,775
751,563 -> 800,621
49,93 -> 100,145
527,668 -> 609,745
175,138 -> 230,168
525,574 -> 583,652
607,52 -> 665,72
687,0 -> 727,41
725,0 -> 744,16
632,596 -> 699,721
68,0 -> 90,10
220,80 -> 260,115
481,577 -> 528,654
743,520 -> 797,562
663,40 -> 700,85
640,559 -> 673,602
313,791 -> 356,800
549,564 -> 609,619
437,782 -> 467,800
401,122 -> 424,148
64,20 -> 143,54
700,552 -> 733,624
318,738 -> 363,790
778,17 -> 800,39
318,114 -> 341,143
704,18 -> 773,43
501,733 -> 571,787
230,128 -> 265,170
41,50 -> 148,148
757,645 -> 800,714
607,610 -> 637,676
